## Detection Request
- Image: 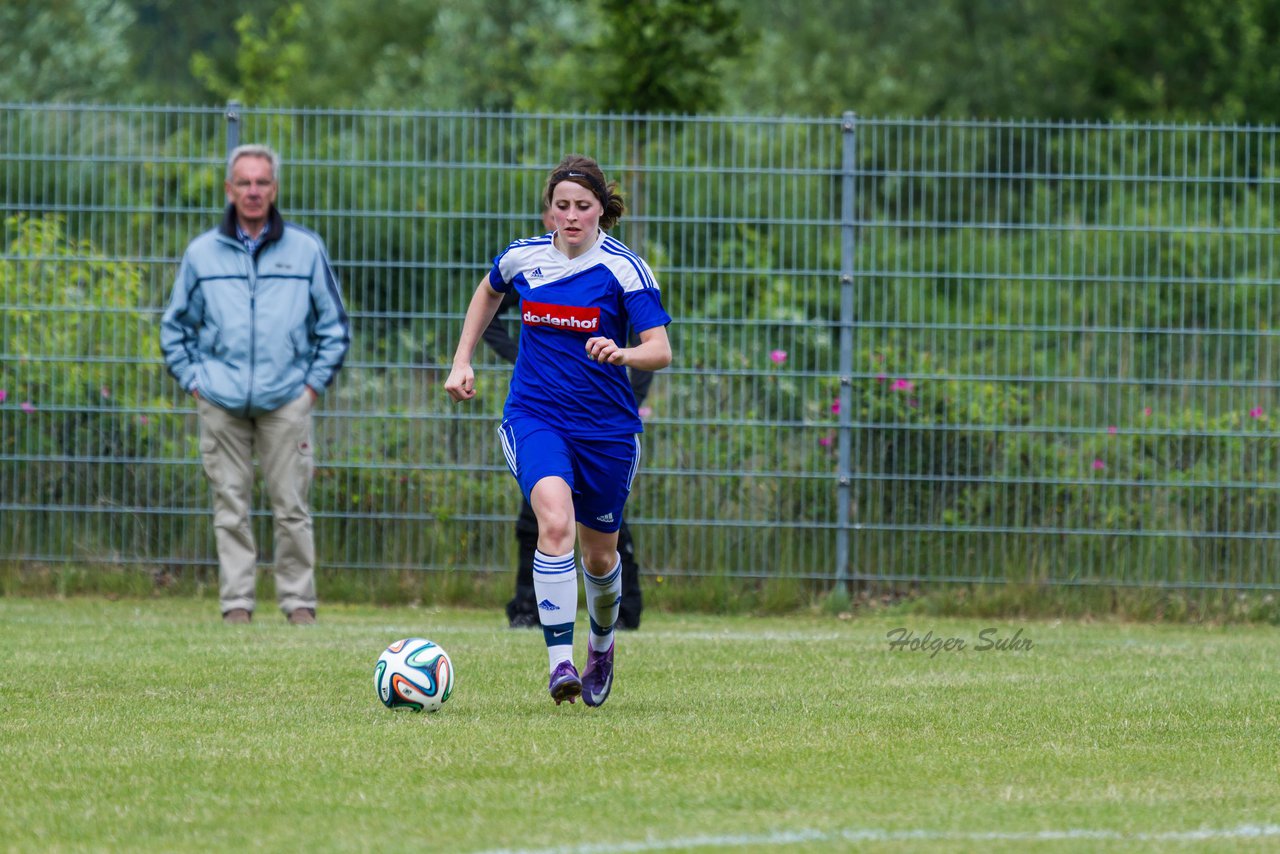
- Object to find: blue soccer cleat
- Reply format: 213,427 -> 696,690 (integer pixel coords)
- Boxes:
581,642 -> 614,708
548,660 -> 582,705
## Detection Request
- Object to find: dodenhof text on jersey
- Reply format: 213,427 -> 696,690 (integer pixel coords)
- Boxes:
521,300 -> 601,333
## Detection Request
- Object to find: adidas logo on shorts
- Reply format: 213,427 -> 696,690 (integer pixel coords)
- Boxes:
595,512 -> 614,523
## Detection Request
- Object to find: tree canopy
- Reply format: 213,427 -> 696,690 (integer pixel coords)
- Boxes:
4,0 -> 1280,122
0,0 -> 134,102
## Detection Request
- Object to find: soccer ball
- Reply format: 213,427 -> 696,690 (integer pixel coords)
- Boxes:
374,638 -> 454,713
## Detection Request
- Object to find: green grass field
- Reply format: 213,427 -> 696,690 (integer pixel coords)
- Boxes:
2,597 -> 1278,853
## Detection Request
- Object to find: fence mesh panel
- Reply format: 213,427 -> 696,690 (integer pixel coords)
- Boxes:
2,104 -> 1277,590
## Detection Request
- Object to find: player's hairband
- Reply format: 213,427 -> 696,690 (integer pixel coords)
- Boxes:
551,169 -> 609,204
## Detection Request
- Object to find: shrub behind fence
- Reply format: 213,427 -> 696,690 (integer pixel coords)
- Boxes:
2,104 -> 1278,590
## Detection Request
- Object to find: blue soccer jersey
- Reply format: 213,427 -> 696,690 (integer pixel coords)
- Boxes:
488,229 -> 671,438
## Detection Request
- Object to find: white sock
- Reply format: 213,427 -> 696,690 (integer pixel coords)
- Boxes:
533,549 -> 577,671
582,553 -> 621,652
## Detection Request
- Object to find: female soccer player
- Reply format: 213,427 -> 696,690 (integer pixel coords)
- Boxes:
445,155 -> 672,707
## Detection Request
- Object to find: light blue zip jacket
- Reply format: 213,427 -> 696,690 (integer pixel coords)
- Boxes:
160,205 -> 350,417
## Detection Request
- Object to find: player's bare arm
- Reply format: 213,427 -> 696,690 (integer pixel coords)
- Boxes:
445,276 -> 506,402
585,325 -> 671,371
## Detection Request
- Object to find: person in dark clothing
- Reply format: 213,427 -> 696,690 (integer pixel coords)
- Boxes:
481,208 -> 650,631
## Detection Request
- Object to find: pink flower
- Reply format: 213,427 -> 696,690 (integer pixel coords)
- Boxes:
769,350 -> 787,365
638,406 -> 653,420
830,399 -> 840,415
0,389 -> 6,403
1250,407 -> 1265,419
891,379 -> 914,392
138,415 -> 149,426
818,435 -> 833,447
1107,426 -> 1118,434
1142,407 -> 1152,417
100,386 -> 110,399
1091,458 -> 1105,470
20,401 -> 35,414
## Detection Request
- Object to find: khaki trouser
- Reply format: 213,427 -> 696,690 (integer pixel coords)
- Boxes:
197,393 -> 317,616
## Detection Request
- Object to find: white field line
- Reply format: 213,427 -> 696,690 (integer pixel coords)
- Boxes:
474,824 -> 1280,854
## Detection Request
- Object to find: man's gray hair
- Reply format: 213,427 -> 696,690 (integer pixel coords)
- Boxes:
226,144 -> 281,182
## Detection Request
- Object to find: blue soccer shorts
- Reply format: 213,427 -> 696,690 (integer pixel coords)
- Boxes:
497,415 -> 641,533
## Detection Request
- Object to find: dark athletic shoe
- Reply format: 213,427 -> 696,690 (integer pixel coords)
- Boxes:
581,642 -> 615,708
548,660 -> 582,705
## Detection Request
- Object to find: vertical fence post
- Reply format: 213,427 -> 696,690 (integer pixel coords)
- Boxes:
835,111 -> 858,588
225,100 -> 241,156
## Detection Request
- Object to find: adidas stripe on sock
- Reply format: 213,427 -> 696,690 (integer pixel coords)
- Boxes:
583,553 -> 621,652
533,549 -> 577,670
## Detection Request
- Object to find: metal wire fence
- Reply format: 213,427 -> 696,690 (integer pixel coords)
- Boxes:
2,103 -> 1278,590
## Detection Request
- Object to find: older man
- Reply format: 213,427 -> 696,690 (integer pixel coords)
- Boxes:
161,144 -> 350,624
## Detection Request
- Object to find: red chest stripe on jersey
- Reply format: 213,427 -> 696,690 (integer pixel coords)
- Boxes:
522,299 -> 600,334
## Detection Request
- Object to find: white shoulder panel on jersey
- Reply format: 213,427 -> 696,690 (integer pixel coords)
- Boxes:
598,235 -> 658,293
495,235 -> 554,287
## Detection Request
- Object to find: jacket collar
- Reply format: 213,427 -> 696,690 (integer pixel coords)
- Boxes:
218,203 -> 285,247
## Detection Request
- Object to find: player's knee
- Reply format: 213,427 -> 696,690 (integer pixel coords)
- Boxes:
582,553 -> 615,576
536,511 -> 574,549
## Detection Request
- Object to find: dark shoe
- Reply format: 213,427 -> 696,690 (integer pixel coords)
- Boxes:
222,608 -> 251,625
617,611 -> 641,631
287,608 -> 316,625
505,591 -> 537,623
508,611 -> 540,629
548,660 -> 582,705
581,641 -> 615,707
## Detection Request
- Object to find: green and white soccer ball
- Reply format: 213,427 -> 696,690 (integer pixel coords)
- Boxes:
374,638 -> 454,713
